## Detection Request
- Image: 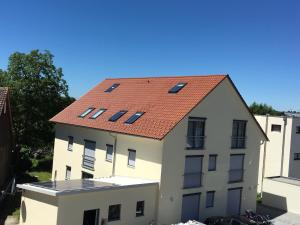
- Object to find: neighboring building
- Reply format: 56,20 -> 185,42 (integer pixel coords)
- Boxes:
255,114 -> 300,214
18,75 -> 267,225
256,114 -> 300,192
0,87 -> 13,193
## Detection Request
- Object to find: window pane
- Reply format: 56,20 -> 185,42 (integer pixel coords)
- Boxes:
128,150 -> 136,167
136,201 -> 144,217
206,191 -> 215,208
105,83 -> 120,92
109,111 -> 127,122
183,156 -> 203,188
169,82 -> 187,93
90,109 -> 106,119
271,124 -> 282,132
79,108 -> 95,118
68,136 -> 73,151
208,155 -> 217,171
108,204 -> 121,221
125,112 -> 144,124
106,145 -> 113,161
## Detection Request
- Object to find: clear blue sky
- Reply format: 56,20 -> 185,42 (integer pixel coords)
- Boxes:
0,0 -> 299,111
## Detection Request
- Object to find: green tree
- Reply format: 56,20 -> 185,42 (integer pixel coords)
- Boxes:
0,50 -> 75,153
249,102 -> 283,116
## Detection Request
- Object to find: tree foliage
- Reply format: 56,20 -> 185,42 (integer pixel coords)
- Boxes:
249,102 -> 283,116
0,50 -> 75,152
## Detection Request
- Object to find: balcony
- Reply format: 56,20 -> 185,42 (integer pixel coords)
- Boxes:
231,136 -> 247,149
186,136 -> 205,150
228,169 -> 244,183
82,155 -> 95,170
183,172 -> 203,189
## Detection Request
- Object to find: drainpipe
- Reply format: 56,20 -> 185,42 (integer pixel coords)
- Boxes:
260,114 -> 269,197
109,133 -> 118,176
280,116 -> 287,177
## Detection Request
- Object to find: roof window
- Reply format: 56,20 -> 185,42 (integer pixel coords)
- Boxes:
125,112 -> 144,124
105,83 -> 120,92
168,82 -> 187,93
79,107 -> 95,118
90,109 -> 106,119
109,110 -> 127,122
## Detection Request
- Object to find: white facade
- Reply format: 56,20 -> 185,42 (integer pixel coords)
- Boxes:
256,115 -> 300,193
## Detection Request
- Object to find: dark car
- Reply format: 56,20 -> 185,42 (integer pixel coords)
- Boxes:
204,216 -> 258,225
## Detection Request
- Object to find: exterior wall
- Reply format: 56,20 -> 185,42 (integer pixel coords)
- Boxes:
56,184 -> 158,225
158,78 -> 264,224
288,118 -> 300,178
0,96 -> 12,188
52,124 -> 163,181
19,190 -> 59,225
263,178 -> 300,214
256,115 -> 300,192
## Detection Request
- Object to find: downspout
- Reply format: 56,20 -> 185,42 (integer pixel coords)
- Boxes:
109,133 -> 118,176
280,116 -> 287,176
260,114 -> 269,197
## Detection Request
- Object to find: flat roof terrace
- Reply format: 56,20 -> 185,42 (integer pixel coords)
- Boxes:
267,176 -> 300,187
17,176 -> 159,196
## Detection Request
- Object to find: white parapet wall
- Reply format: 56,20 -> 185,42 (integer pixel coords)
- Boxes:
263,177 -> 300,214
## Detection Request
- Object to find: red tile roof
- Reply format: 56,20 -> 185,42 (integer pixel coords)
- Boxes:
51,75 -> 227,139
0,87 -> 8,116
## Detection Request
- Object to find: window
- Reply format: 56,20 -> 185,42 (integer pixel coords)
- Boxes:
106,144 -> 114,162
169,82 -> 187,93
229,154 -> 244,183
108,204 -> 121,221
136,201 -> 145,217
65,166 -> 71,180
82,171 -> 94,179
82,140 -> 96,170
67,136 -> 73,151
79,107 -> 95,118
109,110 -> 127,122
125,112 -> 144,124
128,149 -> 136,167
90,109 -> 106,119
83,209 -> 99,225
208,155 -> 217,171
296,126 -> 300,134
231,120 -> 247,149
105,83 -> 120,92
206,191 -> 215,208
271,124 -> 282,132
186,117 -> 206,149
183,156 -> 203,188
294,153 -> 300,160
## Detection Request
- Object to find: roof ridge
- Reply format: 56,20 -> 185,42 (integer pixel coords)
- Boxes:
105,74 -> 228,80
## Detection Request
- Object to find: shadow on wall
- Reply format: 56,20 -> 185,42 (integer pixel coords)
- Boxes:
261,192 -> 287,218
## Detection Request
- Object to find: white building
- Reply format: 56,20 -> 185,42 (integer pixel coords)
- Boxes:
18,75 -> 267,225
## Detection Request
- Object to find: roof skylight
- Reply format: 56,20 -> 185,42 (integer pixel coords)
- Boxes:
109,110 -> 127,122
105,83 -> 120,92
168,82 -> 187,93
125,112 -> 144,124
79,107 -> 95,118
90,109 -> 106,119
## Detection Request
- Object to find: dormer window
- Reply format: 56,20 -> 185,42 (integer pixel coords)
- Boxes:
90,109 -> 106,119
105,83 -> 120,92
109,110 -> 127,122
125,112 -> 144,124
79,107 -> 95,118
168,82 -> 187,93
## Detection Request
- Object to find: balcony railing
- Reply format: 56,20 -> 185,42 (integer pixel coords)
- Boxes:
228,169 -> 244,183
186,136 -> 205,150
183,172 -> 203,189
231,136 -> 247,149
82,155 -> 95,170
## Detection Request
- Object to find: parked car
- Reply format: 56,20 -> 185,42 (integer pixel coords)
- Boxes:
204,216 -> 257,225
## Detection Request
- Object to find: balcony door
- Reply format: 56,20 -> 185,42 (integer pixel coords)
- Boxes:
181,193 -> 200,222
227,188 -> 242,216
183,156 -> 203,189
